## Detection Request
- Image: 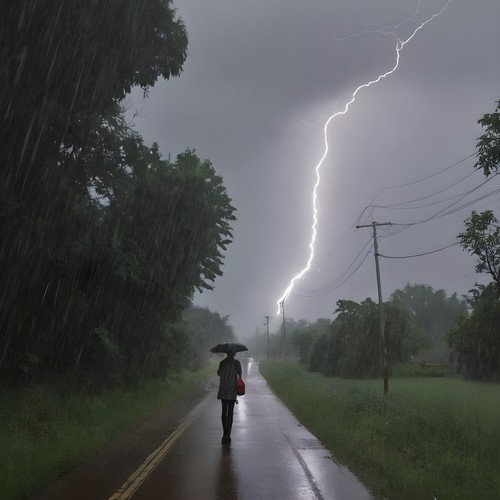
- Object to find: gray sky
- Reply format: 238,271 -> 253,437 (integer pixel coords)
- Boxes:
126,0 -> 500,336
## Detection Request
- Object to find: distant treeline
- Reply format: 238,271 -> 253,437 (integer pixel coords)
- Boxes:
263,283 -> 500,381
0,1 -> 236,387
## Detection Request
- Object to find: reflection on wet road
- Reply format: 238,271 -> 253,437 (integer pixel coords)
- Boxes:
215,445 -> 240,499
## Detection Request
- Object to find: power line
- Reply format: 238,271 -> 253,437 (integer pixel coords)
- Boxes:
389,175 -> 500,227
427,172 -> 500,220
369,170 -> 478,210
291,237 -> 373,297
378,241 -> 459,259
377,152 -> 476,190
357,152 -> 479,227
358,152 -> 477,223
290,154 -> 491,299
432,187 -> 500,219
372,185 -> 500,246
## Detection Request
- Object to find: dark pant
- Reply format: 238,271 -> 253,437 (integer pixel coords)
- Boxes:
221,399 -> 236,437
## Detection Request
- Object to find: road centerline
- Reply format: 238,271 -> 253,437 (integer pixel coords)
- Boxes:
109,393 -> 211,500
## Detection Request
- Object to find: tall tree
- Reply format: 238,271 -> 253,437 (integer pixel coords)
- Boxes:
0,0 -> 188,204
182,306 -> 235,370
308,299 -> 426,378
475,100 -> 500,176
0,3 -> 238,386
289,319 -> 330,364
447,100 -> 500,379
447,283 -> 500,379
390,284 -> 468,347
458,210 -> 500,298
1,134 -> 236,382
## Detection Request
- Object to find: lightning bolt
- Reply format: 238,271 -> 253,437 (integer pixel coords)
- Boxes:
276,0 -> 453,314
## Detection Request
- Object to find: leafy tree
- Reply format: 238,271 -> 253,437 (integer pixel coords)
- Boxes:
72,147 -> 235,382
182,306 -> 235,370
447,102 -> 500,380
0,1 -> 239,389
0,0 -> 190,385
289,319 -> 330,364
2,129 -> 236,385
475,100 -> 500,176
328,299 -> 379,377
447,283 -> 500,380
308,299 -> 426,378
390,284 -> 468,360
458,210 -> 500,298
0,0 -> 188,211
307,330 -> 331,375
384,302 -> 428,364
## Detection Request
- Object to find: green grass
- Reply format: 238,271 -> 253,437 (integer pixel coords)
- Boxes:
0,364 -> 214,500
260,361 -> 500,500
391,362 -> 452,378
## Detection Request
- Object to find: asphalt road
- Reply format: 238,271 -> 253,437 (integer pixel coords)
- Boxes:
36,358 -> 372,500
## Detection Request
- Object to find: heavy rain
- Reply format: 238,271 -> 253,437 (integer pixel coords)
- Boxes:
1,1 -> 499,499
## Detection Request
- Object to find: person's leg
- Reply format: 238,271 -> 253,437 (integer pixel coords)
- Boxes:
226,400 -> 236,439
221,400 -> 229,439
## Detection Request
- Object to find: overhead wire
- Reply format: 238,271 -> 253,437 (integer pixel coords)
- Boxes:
357,152 -> 477,226
291,248 -> 372,297
379,152 -> 476,189
292,236 -> 373,297
291,153 -> 493,299
362,157 -> 500,257
390,172 -> 500,226
378,241 -> 459,259
369,169 -> 478,210
378,185 -> 500,238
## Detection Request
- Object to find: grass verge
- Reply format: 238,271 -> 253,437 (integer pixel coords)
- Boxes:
0,363 -> 214,500
260,360 -> 500,500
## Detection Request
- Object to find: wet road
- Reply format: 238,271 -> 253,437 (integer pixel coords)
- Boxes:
37,358 -> 372,499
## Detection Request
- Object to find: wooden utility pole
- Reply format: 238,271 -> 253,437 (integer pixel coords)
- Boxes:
356,221 -> 392,394
280,300 -> 287,362
265,315 -> 270,359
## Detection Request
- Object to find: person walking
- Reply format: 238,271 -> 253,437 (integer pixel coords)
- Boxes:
217,349 -> 242,444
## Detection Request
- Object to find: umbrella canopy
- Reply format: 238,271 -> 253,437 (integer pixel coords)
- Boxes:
210,342 -> 248,353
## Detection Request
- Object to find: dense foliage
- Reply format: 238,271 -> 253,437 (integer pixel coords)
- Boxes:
182,305 -> 236,370
448,100 -> 500,379
458,210 -> 500,298
390,283 -> 468,361
447,283 -> 500,379
307,298 -> 426,377
0,1 -> 236,387
277,285 -> 468,379
288,318 -> 330,363
475,100 -> 500,176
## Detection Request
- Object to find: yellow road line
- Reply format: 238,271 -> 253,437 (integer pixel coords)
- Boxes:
109,394 -> 210,500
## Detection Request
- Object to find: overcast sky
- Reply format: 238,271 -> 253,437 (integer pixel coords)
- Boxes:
126,0 -> 500,337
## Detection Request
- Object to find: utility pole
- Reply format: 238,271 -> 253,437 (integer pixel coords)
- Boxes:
280,300 -> 287,362
265,315 -> 270,359
255,327 -> 258,355
356,221 -> 392,394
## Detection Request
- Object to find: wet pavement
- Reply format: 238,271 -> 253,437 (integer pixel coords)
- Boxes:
36,358 -> 372,500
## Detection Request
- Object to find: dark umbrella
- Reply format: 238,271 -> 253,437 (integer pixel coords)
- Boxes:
210,342 -> 248,353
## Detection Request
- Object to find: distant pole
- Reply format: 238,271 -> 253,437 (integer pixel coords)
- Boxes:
356,221 -> 392,394
280,300 -> 287,362
255,327 -> 258,354
265,315 -> 270,359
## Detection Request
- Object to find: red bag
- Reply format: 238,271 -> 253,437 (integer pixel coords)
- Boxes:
236,378 -> 245,396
